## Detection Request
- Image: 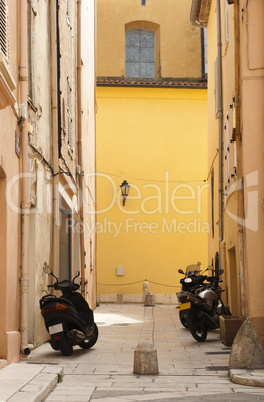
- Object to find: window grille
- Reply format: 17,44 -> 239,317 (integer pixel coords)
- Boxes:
126,29 -> 155,78
202,28 -> 208,77
211,168 -> 214,238
90,239 -> 93,270
225,113 -> 230,192
214,57 -> 221,118
225,0 -> 229,45
0,0 -> 8,59
67,76 -> 72,148
66,0 -> 70,26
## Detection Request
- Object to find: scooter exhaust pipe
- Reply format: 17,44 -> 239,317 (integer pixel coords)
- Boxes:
201,312 -> 218,329
67,330 -> 76,341
67,330 -> 85,342
22,347 -> 31,356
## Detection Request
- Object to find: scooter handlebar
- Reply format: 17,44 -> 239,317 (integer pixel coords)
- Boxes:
46,279 -> 80,292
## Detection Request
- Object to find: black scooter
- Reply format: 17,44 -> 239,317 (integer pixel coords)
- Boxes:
176,263 -> 209,328
39,267 -> 98,356
177,268 -> 231,342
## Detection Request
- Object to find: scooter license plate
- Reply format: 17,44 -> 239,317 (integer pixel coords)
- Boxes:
49,323 -> 63,335
180,302 -> 191,311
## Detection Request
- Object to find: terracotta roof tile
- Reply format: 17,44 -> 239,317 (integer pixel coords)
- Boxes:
96,77 -> 207,89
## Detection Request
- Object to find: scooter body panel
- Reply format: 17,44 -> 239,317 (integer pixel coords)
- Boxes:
39,270 -> 98,355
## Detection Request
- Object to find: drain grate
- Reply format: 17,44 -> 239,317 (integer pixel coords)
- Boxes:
206,366 -> 229,371
112,323 -> 130,326
96,322 -> 130,326
206,351 -> 230,355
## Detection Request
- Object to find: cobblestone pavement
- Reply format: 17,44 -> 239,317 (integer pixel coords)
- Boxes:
12,304 -> 264,400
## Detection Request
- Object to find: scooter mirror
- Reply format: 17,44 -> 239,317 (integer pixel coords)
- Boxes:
178,269 -> 185,274
43,266 -> 51,275
72,270 -> 80,281
207,265 -> 214,272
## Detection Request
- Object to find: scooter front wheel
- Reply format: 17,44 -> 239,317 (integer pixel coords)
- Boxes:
188,313 -> 207,342
79,323 -> 99,349
58,338 -> 73,356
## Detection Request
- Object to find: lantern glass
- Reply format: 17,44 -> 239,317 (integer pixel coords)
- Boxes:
120,180 -> 130,197
120,180 -> 130,206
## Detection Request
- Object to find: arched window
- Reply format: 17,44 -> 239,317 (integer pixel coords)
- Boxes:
126,28 -> 155,78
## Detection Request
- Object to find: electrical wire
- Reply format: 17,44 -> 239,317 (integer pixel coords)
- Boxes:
28,143 -> 54,174
97,280 -> 145,286
206,148 -> 219,181
97,170 -> 206,183
97,279 -> 181,289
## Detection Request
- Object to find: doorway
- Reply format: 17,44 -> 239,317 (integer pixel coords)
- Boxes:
228,246 -> 241,315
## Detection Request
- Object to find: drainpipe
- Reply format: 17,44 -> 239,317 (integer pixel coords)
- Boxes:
234,0 -> 247,317
77,0 -> 86,293
20,0 -> 31,356
51,0 -> 60,276
216,0 -> 224,268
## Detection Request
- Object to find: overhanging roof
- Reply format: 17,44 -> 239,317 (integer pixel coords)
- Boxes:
190,0 -> 212,27
96,77 -> 207,89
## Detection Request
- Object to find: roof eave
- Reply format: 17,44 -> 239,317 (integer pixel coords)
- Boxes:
190,0 -> 210,27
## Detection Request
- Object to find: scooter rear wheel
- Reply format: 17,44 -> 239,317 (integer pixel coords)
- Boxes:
79,323 -> 99,349
179,310 -> 189,328
188,313 -> 207,342
58,338 -> 73,356
49,339 -> 60,351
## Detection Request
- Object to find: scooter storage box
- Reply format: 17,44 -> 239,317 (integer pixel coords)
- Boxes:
220,315 -> 243,346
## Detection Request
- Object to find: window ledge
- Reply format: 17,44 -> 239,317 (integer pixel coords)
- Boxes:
0,54 -> 16,110
0,73 -> 16,109
0,54 -> 16,91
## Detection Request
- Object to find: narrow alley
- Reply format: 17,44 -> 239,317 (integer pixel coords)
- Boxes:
1,304 -> 263,401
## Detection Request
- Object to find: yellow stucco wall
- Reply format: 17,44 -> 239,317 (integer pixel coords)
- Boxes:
97,0 -> 202,79
206,1 -> 241,315
96,86 -> 208,298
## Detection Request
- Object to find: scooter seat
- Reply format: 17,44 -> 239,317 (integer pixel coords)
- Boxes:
40,295 -> 75,309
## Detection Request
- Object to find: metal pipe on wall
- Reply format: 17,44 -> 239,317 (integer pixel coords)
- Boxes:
20,0 -> 31,356
77,0 -> 86,293
51,0 -> 60,277
234,0 -> 247,317
216,0 -> 224,269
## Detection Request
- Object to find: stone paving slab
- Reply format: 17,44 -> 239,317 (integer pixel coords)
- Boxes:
229,368 -> 264,387
1,304 -> 264,401
0,364 -> 63,401
0,361 -> 8,370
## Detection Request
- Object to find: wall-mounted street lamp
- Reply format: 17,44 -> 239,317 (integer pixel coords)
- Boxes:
120,180 -> 130,206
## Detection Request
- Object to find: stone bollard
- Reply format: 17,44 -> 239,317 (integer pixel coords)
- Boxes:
143,279 -> 150,294
133,342 -> 159,375
142,280 -> 149,303
145,291 -> 154,306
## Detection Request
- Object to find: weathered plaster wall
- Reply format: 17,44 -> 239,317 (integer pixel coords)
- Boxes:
97,0 -> 203,79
